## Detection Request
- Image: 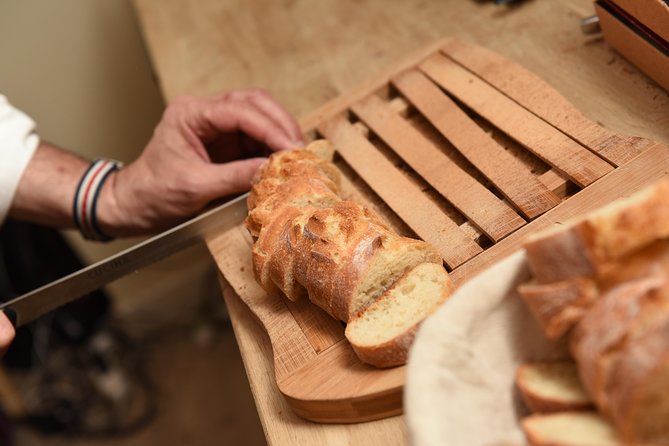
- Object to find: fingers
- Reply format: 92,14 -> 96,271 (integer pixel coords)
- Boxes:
209,100 -> 298,152
180,90 -> 301,152
0,312 -> 15,358
235,90 -> 303,146
199,157 -> 267,199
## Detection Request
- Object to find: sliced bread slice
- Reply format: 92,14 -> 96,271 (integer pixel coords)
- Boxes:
524,178 -> 669,283
252,206 -> 313,300
516,361 -> 593,413
517,279 -> 599,340
345,262 -> 453,368
521,412 -> 621,446
293,201 -> 442,321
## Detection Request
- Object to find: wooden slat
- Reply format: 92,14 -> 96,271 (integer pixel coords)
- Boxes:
449,144 -> 669,287
419,53 -> 615,188
440,38 -> 653,167
351,94 -> 526,242
318,115 -> 482,269
392,69 -> 561,219
538,169 -> 571,198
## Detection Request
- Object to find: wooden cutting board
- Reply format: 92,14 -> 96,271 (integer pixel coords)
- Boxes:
206,38 -> 669,423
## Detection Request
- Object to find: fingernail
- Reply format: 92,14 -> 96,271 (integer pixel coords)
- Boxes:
292,140 -> 305,148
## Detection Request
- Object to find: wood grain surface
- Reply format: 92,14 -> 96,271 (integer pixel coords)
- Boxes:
132,1 -> 669,444
391,69 -> 561,220
203,36 -> 668,425
318,115 -> 483,269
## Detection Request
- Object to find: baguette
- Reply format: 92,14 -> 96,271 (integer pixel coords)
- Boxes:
252,205 -> 312,300
293,201 -> 441,321
246,140 -> 453,367
246,142 -> 341,238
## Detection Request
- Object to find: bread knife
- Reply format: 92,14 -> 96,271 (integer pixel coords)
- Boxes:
0,193 -> 248,328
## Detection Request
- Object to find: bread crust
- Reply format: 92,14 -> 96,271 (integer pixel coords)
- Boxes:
518,279 -> 598,340
246,140 -> 451,368
246,176 -> 339,238
604,293 -> 669,444
252,206 -> 315,300
519,179 -> 669,445
292,201 -> 415,320
345,264 -> 452,368
570,272 -> 666,413
525,178 -> 669,283
515,362 -> 594,414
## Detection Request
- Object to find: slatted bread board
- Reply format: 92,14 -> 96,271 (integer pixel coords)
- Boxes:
206,38 -> 669,423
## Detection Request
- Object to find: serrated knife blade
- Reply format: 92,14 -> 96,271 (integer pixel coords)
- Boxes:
1,193 -> 248,327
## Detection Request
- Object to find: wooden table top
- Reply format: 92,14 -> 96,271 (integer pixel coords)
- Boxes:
132,1 -> 669,444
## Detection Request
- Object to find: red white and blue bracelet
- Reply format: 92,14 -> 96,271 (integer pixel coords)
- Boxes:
73,158 -> 122,241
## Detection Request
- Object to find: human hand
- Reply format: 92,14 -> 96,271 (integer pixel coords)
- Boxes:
98,89 -> 303,236
0,312 -> 15,358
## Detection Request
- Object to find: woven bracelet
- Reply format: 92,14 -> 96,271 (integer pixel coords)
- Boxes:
73,159 -> 122,242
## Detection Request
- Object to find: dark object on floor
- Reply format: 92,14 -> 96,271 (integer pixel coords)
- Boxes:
0,221 -> 156,436
20,326 -> 156,436
0,220 -> 110,368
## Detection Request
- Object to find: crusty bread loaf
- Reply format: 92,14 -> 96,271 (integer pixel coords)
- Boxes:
345,263 -> 453,368
521,411 -> 621,446
292,201 -> 441,321
570,266 -> 669,445
606,319 -> 669,444
521,239 -> 669,343
570,271 -> 666,412
246,140 -> 452,367
524,178 -> 669,284
518,279 -> 598,340
246,143 -> 341,238
252,206 -> 312,300
518,179 -> 669,445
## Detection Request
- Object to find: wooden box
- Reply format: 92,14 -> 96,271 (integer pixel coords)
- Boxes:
595,0 -> 669,91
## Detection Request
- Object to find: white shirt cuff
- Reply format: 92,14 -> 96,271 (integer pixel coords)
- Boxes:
0,95 -> 39,225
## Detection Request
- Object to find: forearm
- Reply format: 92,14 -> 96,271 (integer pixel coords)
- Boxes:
9,141 -> 89,229
6,90 -> 303,239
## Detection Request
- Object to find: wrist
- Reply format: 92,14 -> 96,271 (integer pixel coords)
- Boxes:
95,165 -> 156,237
73,159 -> 123,241
94,169 -> 124,238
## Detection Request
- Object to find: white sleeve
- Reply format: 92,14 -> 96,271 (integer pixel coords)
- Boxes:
0,95 -> 40,226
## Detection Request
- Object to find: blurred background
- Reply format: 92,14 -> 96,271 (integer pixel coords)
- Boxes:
0,1 -> 266,444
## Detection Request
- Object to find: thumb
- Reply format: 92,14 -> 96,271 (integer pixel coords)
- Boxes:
0,312 -> 16,358
202,157 -> 267,199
